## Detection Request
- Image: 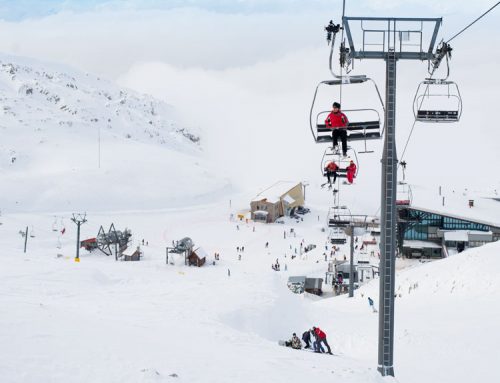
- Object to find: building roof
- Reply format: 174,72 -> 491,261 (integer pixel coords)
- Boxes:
193,247 -> 208,259
403,240 -> 441,249
410,186 -> 500,227
443,230 -> 492,242
443,231 -> 469,242
288,276 -> 307,284
253,210 -> 269,215
252,181 -> 302,203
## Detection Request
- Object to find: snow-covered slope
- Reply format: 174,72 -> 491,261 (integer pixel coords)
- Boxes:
0,196 -> 499,383
0,54 -> 230,212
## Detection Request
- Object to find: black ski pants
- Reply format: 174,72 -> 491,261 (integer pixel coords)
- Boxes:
332,129 -> 347,155
326,170 -> 337,184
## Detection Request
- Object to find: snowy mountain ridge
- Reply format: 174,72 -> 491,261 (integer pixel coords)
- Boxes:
0,54 -> 230,213
0,55 -> 200,165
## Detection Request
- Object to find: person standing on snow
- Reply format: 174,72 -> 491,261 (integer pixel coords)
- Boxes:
346,160 -> 357,184
324,161 -> 339,185
313,326 -> 332,354
325,102 -> 349,156
368,297 -> 377,313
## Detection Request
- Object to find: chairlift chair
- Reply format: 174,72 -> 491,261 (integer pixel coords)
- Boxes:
396,182 -> 413,206
413,79 -> 462,122
327,206 -> 352,227
321,146 -> 359,179
329,227 -> 347,244
310,78 -> 385,153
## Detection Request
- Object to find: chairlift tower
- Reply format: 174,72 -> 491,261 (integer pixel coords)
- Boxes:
342,16 -> 442,377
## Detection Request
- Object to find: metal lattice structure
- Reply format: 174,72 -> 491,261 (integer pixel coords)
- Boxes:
342,16 -> 442,377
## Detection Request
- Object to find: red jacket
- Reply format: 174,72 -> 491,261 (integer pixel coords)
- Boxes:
314,327 -> 326,339
346,163 -> 357,174
325,111 -> 349,129
325,162 -> 338,172
346,163 -> 357,183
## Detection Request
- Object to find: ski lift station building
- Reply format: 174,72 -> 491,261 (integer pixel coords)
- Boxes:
250,181 -> 305,223
398,205 -> 500,258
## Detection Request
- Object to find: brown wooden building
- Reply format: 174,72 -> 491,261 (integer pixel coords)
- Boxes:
251,181 -> 305,223
188,247 -> 208,267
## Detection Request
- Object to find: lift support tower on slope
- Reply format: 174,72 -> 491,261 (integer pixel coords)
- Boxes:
341,16 -> 443,377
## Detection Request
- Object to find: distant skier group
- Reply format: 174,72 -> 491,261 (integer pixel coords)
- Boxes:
283,327 -> 333,355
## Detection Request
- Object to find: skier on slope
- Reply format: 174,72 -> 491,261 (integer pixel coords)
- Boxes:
325,102 -> 349,156
368,297 -> 377,313
346,160 -> 357,184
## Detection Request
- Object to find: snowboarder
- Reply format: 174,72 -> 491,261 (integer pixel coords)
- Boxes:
313,326 -> 332,354
346,160 -> 357,184
324,161 -> 339,185
325,102 -> 349,156
265,242 -> 269,248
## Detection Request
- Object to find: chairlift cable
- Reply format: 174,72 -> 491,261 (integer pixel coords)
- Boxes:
446,2 -> 500,44
399,67 -> 438,163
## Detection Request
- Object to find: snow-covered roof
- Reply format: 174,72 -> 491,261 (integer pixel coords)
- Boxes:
403,240 -> 441,249
252,181 -> 301,203
288,276 -> 306,284
444,231 -> 469,242
443,230 -> 493,242
193,247 -> 209,259
410,186 -> 500,227
253,210 -> 269,215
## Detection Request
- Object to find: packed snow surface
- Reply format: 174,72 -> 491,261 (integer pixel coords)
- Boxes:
1,55 -> 500,383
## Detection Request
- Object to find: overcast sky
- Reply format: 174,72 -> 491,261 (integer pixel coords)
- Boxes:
1,0 -> 499,190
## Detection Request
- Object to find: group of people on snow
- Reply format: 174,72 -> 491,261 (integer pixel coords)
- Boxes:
284,327 -> 333,355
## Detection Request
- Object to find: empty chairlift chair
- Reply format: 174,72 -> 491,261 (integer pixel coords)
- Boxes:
396,182 -> 412,206
413,79 -> 462,122
327,206 -> 352,228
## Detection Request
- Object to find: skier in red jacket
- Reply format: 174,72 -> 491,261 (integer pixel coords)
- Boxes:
346,160 -> 357,184
313,326 -> 332,354
324,161 -> 339,185
325,102 -> 349,156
